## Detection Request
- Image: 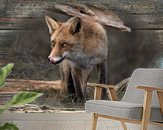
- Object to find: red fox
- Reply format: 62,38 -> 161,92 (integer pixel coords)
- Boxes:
45,16 -> 108,99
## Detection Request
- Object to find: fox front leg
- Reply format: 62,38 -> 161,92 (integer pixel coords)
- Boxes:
97,60 -> 108,99
60,60 -> 75,95
71,68 -> 84,101
80,68 -> 93,99
71,66 -> 93,101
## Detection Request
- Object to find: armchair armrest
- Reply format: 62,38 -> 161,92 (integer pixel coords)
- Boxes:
88,83 -> 114,89
137,86 -> 163,92
88,83 -> 118,101
137,85 -> 163,118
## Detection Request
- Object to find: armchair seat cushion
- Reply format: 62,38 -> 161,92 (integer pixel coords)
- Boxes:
85,100 -> 163,122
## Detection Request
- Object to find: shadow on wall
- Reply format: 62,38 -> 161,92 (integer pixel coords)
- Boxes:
107,27 -> 163,84
6,9 -> 163,84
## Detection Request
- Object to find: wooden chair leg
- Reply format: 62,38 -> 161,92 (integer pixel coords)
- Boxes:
141,90 -> 152,130
121,121 -> 127,130
92,113 -> 98,130
157,91 -> 163,115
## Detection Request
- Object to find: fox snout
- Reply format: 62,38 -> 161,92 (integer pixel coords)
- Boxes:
48,51 -> 69,65
48,56 -> 63,64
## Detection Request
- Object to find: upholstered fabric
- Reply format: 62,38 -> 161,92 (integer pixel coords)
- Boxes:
85,100 -> 163,122
122,69 -> 163,106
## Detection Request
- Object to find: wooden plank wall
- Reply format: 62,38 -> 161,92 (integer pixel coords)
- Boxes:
0,0 -> 163,83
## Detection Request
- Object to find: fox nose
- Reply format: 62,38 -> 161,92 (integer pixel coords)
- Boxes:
48,56 -> 50,61
48,56 -> 54,63
48,56 -> 62,64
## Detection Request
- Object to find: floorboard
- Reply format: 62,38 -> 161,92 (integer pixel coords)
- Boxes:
0,112 -> 123,130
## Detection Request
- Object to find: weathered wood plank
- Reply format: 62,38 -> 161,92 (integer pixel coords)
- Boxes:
0,0 -> 162,18
0,1 -> 162,30
1,29 -> 162,45
1,79 -> 62,92
0,18 -> 43,30
0,30 -> 17,43
0,30 -> 15,62
0,14 -> 163,30
121,14 -> 163,30
88,2 -> 163,15
0,29 -> 163,54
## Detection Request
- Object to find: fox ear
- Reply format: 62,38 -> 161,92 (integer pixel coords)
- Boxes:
68,17 -> 81,35
45,16 -> 59,34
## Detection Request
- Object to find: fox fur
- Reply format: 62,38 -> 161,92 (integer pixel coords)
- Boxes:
45,16 -> 108,99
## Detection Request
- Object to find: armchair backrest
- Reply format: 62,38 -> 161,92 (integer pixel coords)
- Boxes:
122,68 -> 163,107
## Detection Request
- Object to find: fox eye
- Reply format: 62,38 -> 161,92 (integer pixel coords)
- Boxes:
51,44 -> 55,48
51,40 -> 55,48
61,43 -> 68,48
51,40 -> 54,43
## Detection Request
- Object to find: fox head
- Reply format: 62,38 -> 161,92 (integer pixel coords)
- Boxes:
45,16 -> 83,65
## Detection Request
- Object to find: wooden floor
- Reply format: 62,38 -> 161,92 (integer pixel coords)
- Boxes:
0,112 -> 127,130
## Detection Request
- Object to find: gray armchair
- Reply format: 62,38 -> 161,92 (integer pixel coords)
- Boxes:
85,68 -> 163,130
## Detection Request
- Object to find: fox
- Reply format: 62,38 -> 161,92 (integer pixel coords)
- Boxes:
45,16 -> 108,99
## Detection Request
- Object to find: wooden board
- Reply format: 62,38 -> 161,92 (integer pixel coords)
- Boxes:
0,0 -> 162,17
0,14 -> 163,30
